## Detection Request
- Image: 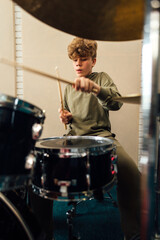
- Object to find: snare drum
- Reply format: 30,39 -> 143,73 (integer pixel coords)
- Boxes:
32,136 -> 117,201
0,93 -> 45,191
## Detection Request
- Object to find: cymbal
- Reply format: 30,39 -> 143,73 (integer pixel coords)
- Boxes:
12,0 -> 145,41
113,94 -> 141,104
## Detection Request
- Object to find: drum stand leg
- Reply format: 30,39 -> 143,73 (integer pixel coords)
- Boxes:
65,190 -> 117,240
105,192 -> 117,207
89,190 -> 117,207
66,203 -> 81,240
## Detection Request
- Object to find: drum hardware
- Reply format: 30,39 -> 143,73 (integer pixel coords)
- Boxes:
66,206 -> 81,240
104,191 -> 118,207
25,152 -> 36,170
32,123 -> 43,140
58,180 -> 71,198
140,0 -> 160,238
154,116 -> 160,239
12,0 -> 145,41
86,149 -> 91,191
111,153 -> 118,175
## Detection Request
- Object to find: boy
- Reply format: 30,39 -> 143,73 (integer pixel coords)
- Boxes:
59,37 -> 141,240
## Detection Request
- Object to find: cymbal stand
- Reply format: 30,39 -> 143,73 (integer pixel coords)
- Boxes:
154,116 -> 160,239
140,0 -> 160,239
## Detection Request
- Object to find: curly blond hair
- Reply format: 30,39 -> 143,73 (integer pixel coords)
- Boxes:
67,37 -> 97,60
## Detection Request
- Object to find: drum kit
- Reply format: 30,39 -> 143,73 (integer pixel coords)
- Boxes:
0,93 -> 117,239
0,0 -> 159,239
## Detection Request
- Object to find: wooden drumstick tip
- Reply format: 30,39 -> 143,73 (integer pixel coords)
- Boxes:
55,66 -> 67,130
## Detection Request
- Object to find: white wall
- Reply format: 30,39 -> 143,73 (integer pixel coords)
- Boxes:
0,0 -> 15,95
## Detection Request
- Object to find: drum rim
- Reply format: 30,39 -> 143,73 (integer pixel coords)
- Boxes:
32,174 -> 117,202
35,136 -> 115,152
0,93 -> 45,119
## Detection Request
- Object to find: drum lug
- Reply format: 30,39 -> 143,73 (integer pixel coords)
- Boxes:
25,152 -> 36,170
111,154 -> 118,174
86,174 -> 91,187
38,110 -> 46,123
32,123 -> 43,140
58,181 -> 71,197
111,154 -> 117,164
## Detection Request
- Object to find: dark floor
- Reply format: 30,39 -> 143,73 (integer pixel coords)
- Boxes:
0,186 -> 124,240
53,187 -> 124,240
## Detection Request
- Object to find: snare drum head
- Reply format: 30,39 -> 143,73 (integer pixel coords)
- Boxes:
35,136 -> 114,155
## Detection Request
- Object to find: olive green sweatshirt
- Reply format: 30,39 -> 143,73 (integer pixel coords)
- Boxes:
64,72 -> 123,137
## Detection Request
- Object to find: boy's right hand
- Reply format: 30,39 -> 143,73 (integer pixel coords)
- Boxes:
58,108 -> 72,124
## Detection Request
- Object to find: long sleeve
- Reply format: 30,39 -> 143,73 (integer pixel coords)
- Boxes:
62,72 -> 123,136
91,72 -> 123,111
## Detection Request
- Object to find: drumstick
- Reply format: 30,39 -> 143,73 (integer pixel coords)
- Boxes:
0,58 -> 98,94
55,66 -> 67,130
113,94 -> 141,104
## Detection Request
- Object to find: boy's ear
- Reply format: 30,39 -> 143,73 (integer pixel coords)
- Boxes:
92,58 -> 96,66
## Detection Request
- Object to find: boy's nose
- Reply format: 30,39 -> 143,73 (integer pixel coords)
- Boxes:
76,59 -> 82,66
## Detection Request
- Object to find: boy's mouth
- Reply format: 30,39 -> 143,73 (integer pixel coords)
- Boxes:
76,69 -> 82,73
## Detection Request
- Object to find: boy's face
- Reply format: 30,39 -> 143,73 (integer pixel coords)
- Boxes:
72,56 -> 96,77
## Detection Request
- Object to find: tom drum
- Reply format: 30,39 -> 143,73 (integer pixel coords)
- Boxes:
0,93 -> 45,191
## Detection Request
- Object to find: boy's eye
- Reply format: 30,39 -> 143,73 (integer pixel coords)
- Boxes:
81,58 -> 87,61
73,57 -> 88,62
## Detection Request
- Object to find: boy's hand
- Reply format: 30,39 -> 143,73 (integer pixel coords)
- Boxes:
73,77 -> 100,95
59,108 -> 72,124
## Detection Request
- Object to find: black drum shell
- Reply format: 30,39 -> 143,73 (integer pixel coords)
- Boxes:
33,150 -> 113,193
0,93 -> 45,191
0,107 -> 38,175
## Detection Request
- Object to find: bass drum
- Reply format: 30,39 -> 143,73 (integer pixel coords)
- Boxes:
0,189 -> 47,240
0,93 -> 45,191
32,136 -> 117,201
